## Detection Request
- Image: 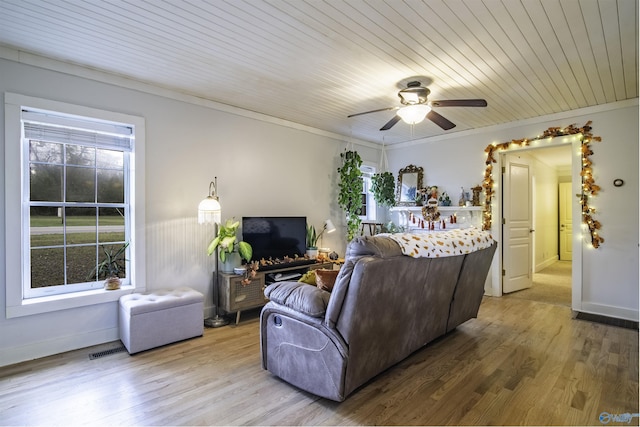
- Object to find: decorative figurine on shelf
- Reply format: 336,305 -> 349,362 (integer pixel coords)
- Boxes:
438,191 -> 451,206
426,185 -> 438,203
472,185 -> 483,207
415,187 -> 430,206
458,187 -> 466,207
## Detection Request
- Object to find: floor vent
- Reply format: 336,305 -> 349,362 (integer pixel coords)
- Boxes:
89,345 -> 128,360
575,312 -> 639,330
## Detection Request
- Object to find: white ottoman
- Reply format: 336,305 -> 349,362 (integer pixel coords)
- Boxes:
119,287 -> 204,354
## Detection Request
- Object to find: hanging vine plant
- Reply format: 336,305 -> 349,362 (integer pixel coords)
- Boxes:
337,149 -> 363,242
371,171 -> 395,207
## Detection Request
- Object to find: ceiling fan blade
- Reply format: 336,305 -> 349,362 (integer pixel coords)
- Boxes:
380,115 -> 401,131
430,99 -> 487,107
426,110 -> 456,130
348,106 -> 399,118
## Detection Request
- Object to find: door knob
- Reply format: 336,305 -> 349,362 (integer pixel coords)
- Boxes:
529,229 -> 535,233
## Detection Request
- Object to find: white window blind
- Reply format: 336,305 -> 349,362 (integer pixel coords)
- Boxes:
22,110 -> 133,151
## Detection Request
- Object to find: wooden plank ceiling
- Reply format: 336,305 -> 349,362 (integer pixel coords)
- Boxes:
0,0 -> 637,145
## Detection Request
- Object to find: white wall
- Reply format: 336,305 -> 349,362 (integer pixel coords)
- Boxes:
1,49 -> 637,367
0,55 -> 378,367
531,154 -> 560,271
386,101 -> 639,321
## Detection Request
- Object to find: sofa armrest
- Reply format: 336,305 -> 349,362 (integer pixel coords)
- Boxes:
264,281 -> 331,318
260,298 -> 348,401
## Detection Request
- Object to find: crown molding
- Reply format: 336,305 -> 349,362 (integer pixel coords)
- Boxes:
387,98 -> 639,150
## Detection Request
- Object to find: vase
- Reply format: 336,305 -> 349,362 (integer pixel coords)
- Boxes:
306,248 -> 318,259
104,277 -> 121,290
220,252 -> 241,273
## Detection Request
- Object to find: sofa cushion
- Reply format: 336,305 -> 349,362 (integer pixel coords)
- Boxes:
315,269 -> 339,292
265,281 -> 331,318
345,235 -> 404,258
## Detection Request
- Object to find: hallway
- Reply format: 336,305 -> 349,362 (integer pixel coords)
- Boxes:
504,261 -> 571,307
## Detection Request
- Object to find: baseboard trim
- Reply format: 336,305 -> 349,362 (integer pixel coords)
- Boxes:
575,312 -> 639,330
577,302 -> 639,323
0,327 -> 119,368
535,256 -> 560,273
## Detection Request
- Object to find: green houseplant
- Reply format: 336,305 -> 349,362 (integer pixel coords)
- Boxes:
337,149 -> 363,242
87,242 -> 129,290
306,224 -> 318,258
371,171 -> 395,207
207,218 -> 253,266
306,224 -> 317,249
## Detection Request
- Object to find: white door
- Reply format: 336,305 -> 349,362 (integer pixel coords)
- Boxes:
559,182 -> 573,261
503,155 -> 533,293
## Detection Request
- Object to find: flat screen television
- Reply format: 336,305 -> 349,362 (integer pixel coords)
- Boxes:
242,216 -> 310,266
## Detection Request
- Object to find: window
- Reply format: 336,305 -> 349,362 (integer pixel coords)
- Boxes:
5,94 -> 145,317
359,165 -> 377,221
23,110 -> 133,298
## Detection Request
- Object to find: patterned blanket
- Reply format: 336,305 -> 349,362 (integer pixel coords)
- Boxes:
384,228 -> 494,258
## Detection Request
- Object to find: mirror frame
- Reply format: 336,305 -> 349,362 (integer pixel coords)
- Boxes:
396,164 -> 424,206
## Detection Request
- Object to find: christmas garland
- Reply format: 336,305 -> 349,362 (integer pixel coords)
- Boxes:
482,121 -> 604,248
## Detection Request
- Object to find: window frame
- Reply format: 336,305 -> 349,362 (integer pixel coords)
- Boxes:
359,164 -> 377,221
5,93 -> 146,318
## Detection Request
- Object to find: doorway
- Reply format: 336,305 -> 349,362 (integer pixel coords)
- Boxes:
502,145 -> 572,306
507,260 -> 572,306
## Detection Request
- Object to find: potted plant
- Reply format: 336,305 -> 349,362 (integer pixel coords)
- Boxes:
87,242 -> 129,290
306,224 -> 319,259
337,149 -> 363,242
207,218 -> 253,272
371,171 -> 395,207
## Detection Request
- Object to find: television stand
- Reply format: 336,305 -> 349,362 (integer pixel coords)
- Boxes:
217,261 -> 334,325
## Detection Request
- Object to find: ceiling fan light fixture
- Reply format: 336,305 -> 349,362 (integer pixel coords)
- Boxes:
397,104 -> 431,124
399,91 -> 420,104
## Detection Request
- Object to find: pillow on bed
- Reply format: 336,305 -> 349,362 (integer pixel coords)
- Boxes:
315,269 -> 339,292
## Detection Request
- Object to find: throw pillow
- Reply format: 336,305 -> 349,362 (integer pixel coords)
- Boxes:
298,270 -> 317,285
315,269 -> 339,292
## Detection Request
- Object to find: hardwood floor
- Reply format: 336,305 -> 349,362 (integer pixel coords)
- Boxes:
1,296 -> 637,426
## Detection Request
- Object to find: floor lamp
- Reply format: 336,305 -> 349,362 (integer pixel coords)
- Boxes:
198,178 -> 229,328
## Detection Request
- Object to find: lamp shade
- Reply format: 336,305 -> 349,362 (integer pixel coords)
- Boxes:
325,219 -> 336,233
198,179 -> 222,224
198,197 -> 221,224
397,104 -> 431,124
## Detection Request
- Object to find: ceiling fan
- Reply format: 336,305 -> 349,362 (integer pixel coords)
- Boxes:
347,81 -> 487,131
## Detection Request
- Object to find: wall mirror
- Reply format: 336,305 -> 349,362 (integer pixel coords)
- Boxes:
396,164 -> 423,206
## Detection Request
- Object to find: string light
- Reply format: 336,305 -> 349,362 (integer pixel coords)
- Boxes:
482,121 -> 603,248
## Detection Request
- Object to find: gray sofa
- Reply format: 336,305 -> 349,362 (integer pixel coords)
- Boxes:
260,233 -> 497,402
